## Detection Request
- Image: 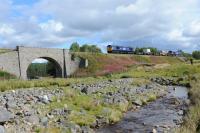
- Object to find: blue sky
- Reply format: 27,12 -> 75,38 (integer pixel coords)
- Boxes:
12,0 -> 39,5
0,0 -> 200,52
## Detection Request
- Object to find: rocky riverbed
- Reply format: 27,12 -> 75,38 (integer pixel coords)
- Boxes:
97,86 -> 189,133
0,78 -> 189,133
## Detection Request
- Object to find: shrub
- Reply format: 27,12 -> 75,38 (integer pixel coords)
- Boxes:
120,75 -> 133,79
69,111 -> 96,126
147,94 -> 157,102
192,51 -> 200,59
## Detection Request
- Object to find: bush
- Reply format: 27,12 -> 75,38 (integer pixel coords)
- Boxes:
69,111 -> 96,126
0,70 -> 16,80
192,51 -> 200,59
147,94 -> 157,102
120,75 -> 133,79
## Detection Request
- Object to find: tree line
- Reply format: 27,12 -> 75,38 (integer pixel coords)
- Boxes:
134,47 -> 158,55
192,51 -> 200,60
70,42 -> 102,53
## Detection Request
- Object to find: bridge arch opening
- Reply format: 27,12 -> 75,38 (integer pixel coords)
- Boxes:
26,57 -> 62,79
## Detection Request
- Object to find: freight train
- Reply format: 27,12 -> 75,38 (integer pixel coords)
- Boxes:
107,45 -> 182,56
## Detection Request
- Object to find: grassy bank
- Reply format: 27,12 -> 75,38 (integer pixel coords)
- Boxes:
112,63 -> 200,84
0,63 -> 199,92
175,74 -> 200,133
0,63 -> 196,92
73,53 -> 183,77
0,77 -> 106,92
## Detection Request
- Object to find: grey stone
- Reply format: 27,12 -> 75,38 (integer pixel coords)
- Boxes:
0,107 -> 14,123
40,117 -> 48,127
185,99 -> 190,105
47,113 -> 54,119
6,100 -> 17,109
0,125 -> 5,133
81,126 -> 94,133
178,110 -> 184,116
65,123 -> 81,133
152,128 -> 157,133
22,105 -> 35,116
51,108 -> 70,116
25,115 -> 39,125
132,99 -> 143,106
39,95 -> 49,104
81,87 -> 94,94
96,117 -> 109,127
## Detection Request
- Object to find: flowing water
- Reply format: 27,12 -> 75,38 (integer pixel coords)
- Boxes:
97,86 -> 188,133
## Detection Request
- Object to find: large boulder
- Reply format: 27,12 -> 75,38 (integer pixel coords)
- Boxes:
0,107 -> 14,123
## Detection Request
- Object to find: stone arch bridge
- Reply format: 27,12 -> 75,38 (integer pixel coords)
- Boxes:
0,46 -> 87,79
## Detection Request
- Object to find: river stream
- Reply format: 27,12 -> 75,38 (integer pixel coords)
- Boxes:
97,86 -> 188,133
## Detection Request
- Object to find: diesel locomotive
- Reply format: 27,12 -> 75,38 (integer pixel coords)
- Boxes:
107,45 -> 134,54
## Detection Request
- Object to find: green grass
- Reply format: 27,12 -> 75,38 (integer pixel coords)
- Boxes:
194,59 -> 200,64
0,70 -> 16,80
132,55 -> 151,64
72,52 -> 105,75
112,64 -> 200,79
69,111 -> 96,126
131,78 -> 151,87
39,87 -> 125,126
0,77 -> 106,92
175,75 -> 200,133
147,94 -> 157,102
0,63 -> 197,94
0,49 -> 12,54
96,86 -> 119,94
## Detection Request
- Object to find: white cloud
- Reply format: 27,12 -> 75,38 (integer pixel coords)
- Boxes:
167,29 -> 189,42
0,24 -> 15,35
116,0 -> 150,15
184,20 -> 200,37
39,20 -> 64,32
0,0 -> 200,52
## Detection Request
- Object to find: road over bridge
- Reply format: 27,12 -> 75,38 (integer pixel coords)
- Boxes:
0,46 -> 86,79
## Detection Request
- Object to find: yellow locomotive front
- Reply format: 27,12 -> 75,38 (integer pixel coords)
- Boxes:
107,45 -> 112,53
